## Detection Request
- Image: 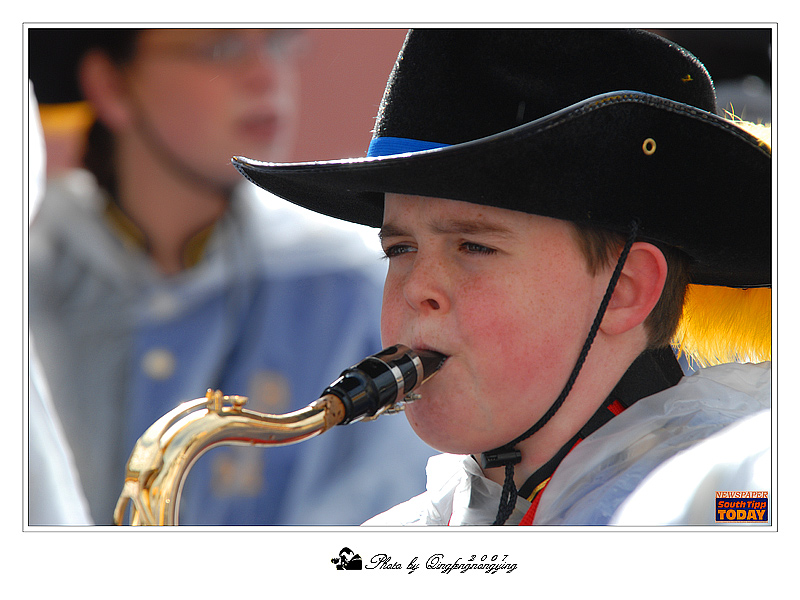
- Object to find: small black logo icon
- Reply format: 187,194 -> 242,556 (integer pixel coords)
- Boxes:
331,547 -> 363,570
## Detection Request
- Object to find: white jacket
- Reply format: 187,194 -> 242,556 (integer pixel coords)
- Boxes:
363,362 -> 771,526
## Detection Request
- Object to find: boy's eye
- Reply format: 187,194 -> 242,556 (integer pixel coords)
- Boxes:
460,242 -> 496,255
382,242 -> 497,258
382,244 -> 416,259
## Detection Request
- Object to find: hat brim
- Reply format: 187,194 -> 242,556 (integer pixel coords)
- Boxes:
233,91 -> 771,288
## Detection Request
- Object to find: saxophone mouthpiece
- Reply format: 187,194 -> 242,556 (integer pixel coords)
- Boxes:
323,344 -> 447,425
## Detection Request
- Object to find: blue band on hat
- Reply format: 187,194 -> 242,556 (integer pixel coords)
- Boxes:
367,136 -> 451,157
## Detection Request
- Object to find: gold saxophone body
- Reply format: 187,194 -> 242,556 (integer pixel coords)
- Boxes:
113,345 -> 445,525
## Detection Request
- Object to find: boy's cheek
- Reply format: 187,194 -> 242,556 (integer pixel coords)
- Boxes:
379,299 -> 401,346
381,279 -> 408,329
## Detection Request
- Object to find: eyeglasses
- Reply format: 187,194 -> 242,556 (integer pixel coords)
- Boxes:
144,29 -> 307,65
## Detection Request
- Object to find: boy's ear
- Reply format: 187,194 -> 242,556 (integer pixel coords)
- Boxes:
78,49 -> 134,131
600,242 -> 668,337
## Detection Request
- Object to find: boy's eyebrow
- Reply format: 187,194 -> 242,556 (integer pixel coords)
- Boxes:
380,219 -> 516,240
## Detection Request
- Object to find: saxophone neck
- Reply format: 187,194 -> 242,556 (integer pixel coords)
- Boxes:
114,390 -> 343,525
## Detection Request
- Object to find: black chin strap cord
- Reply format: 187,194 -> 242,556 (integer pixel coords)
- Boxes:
487,219 -> 640,525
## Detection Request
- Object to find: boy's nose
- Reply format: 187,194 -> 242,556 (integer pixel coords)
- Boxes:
402,258 -> 451,315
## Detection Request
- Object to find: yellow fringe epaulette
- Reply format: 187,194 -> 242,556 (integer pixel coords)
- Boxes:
673,285 -> 772,367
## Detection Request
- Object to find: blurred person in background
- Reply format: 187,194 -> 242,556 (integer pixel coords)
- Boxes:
27,27 -> 435,525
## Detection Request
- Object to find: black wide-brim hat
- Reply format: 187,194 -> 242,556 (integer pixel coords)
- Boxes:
233,28 -> 771,288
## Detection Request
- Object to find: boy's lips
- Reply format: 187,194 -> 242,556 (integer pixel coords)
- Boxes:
411,342 -> 448,357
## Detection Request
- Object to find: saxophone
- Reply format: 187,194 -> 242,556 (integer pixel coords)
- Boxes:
113,345 -> 446,525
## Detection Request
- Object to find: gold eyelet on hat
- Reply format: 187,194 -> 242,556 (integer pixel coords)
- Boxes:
642,137 -> 657,155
